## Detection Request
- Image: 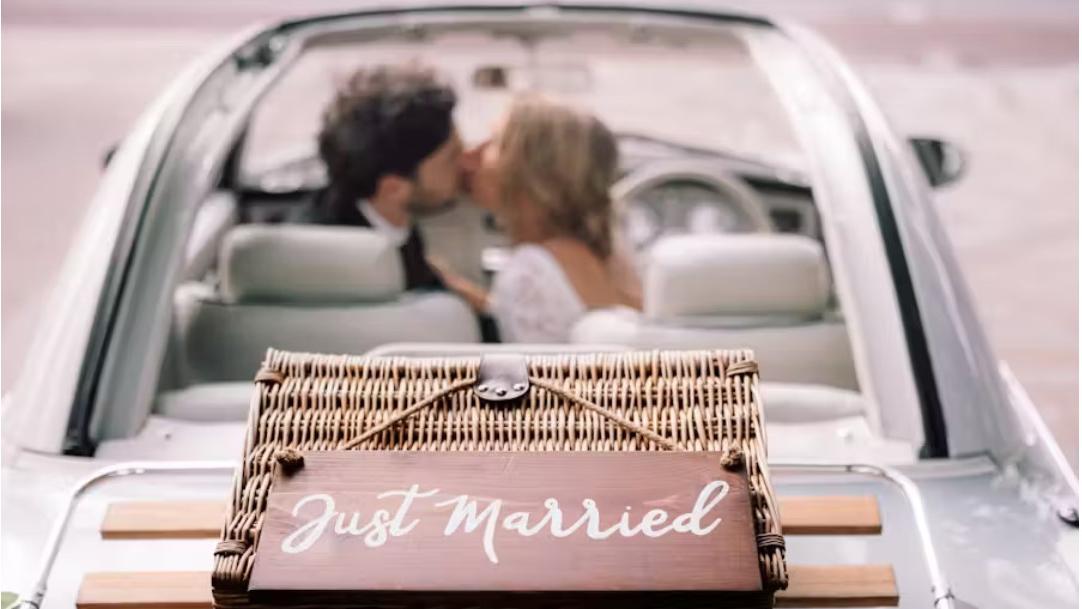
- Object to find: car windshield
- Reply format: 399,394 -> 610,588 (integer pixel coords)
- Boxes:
241,28 -> 805,186
136,16 -> 920,464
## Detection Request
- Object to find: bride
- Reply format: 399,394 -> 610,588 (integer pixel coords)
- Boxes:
431,95 -> 641,343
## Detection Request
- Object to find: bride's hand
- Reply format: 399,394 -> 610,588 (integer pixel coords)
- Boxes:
427,255 -> 491,313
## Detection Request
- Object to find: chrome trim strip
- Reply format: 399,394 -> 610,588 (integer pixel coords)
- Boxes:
771,461 -> 956,609
17,461 -> 235,609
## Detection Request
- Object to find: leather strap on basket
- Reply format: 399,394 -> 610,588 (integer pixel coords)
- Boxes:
336,376 -> 680,452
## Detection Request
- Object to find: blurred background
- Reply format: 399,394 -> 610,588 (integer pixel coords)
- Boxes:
2,0 -> 1077,468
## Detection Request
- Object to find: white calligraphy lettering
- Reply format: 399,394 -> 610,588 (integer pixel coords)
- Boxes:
282,494 -> 336,554
363,509 -> 392,548
379,485 -> 439,536
671,480 -> 729,535
278,480 -> 732,560
547,498 -> 590,538
502,511 -> 544,536
435,495 -> 503,564
634,508 -> 673,537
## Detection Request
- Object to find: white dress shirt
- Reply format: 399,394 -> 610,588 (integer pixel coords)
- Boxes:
357,200 -> 409,247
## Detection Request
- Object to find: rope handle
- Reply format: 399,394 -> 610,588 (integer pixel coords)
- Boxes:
336,376 -> 680,452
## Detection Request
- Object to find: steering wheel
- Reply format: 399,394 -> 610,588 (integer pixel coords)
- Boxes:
612,160 -> 774,251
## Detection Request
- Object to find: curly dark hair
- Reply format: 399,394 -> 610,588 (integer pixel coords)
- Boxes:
317,64 -> 456,205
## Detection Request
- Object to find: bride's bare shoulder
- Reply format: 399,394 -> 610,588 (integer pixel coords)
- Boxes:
538,238 -> 637,309
538,238 -> 605,269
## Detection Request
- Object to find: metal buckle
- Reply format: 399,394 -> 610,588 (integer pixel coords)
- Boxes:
474,354 -> 530,403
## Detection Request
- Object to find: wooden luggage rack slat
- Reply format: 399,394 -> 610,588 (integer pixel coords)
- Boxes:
100,495 -> 883,539
77,565 -> 899,609
82,496 -> 897,608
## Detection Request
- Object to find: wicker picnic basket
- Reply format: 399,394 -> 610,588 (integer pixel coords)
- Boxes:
212,348 -> 787,607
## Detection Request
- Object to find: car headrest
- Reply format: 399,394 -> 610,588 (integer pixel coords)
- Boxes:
219,225 -> 404,304
644,234 -> 830,320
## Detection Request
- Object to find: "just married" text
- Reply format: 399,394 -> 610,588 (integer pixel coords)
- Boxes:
280,480 -> 732,564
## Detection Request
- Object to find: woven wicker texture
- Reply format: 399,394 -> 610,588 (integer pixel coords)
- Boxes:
212,348 -> 787,607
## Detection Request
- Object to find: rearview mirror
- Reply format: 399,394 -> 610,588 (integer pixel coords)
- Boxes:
909,137 -> 966,188
472,63 -> 593,94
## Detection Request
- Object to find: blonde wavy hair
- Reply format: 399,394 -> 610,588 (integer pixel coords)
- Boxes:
494,95 -> 620,258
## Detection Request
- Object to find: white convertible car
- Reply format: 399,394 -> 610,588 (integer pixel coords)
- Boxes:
1,3 -> 1076,609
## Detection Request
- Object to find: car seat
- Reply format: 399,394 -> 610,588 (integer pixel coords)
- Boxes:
170,224 -> 480,384
571,233 -> 859,391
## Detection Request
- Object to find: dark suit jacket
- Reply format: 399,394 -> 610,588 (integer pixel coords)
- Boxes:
296,188 -> 500,342
299,189 -> 444,291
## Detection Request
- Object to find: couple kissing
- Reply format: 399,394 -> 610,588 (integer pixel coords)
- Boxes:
303,62 -> 641,343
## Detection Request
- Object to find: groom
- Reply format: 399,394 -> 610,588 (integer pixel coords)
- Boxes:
303,63 -> 465,290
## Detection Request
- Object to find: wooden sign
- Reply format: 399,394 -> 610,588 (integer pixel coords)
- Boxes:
249,451 -> 767,608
